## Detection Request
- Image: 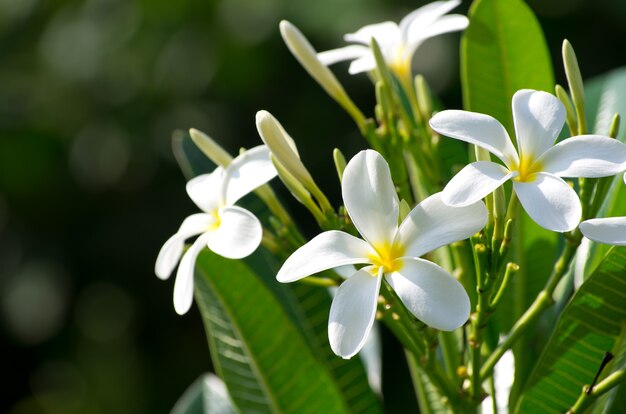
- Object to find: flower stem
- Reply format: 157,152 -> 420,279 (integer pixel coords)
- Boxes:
567,369 -> 626,414
480,235 -> 581,381
379,280 -> 462,409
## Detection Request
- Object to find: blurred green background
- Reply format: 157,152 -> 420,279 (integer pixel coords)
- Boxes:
1,0 -> 625,412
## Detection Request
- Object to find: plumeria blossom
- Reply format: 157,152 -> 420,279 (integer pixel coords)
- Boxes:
155,146 -> 277,315
580,217 -> 626,246
277,150 -> 488,359
430,89 -> 626,232
317,0 -> 468,78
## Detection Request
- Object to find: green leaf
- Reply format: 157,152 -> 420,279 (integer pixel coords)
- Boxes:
515,247 -> 626,413
461,0 -> 554,134
171,374 -> 236,414
194,250 -> 360,414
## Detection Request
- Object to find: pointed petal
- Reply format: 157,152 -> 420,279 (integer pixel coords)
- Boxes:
155,214 -> 214,280
514,173 -> 582,232
342,150 -> 399,246
397,192 -> 488,258
580,217 -> 626,246
344,22 -> 400,49
317,45 -> 370,66
173,233 -> 209,315
441,161 -> 514,206
400,0 -> 462,39
388,258 -> 470,331
186,168 -> 225,213
538,135 -> 626,178
277,230 -> 375,282
512,89 -> 565,160
206,206 -> 262,259
406,15 -> 468,53
348,54 -> 377,74
329,267 -> 381,359
429,110 -> 519,166
224,145 -> 277,205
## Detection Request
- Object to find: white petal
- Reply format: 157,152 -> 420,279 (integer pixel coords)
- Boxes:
155,214 -> 214,280
512,89 -> 565,160
177,213 -> 216,234
317,45 -> 370,66
388,258 -> 470,331
344,21 -> 400,49
155,234 -> 185,280
329,267 -> 381,359
513,173 -> 582,232
224,145 -> 277,205
277,230 -> 375,283
397,193 -> 487,258
348,54 -> 377,74
173,233 -> 210,315
580,217 -> 626,246
206,206 -> 262,259
342,150 -> 399,246
400,0 -> 462,39
406,15 -> 468,53
441,161 -> 514,206
429,110 -> 519,166
538,135 -> 626,178
186,168 -> 225,213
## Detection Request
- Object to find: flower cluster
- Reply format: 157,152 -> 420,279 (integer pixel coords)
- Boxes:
156,0 -> 626,365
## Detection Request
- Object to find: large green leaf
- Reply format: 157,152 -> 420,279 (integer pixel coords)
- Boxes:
195,249 -> 376,414
171,374 -> 236,414
515,247 -> 626,413
461,0 -> 554,134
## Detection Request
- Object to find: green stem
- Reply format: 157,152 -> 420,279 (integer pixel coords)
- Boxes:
380,281 -> 462,409
489,262 -> 519,310
480,236 -> 581,380
439,331 -> 460,384
567,370 -> 626,414
470,242 -> 489,402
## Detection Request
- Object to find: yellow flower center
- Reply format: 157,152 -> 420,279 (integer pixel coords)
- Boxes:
513,156 -> 542,183
388,45 -> 411,82
369,242 -> 405,275
207,209 -> 222,231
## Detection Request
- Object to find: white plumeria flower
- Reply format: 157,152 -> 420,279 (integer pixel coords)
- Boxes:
277,150 -> 488,359
155,146 -> 277,315
430,89 -> 626,232
580,217 -> 626,246
317,0 -> 468,78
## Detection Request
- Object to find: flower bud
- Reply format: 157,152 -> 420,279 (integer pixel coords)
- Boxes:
189,128 -> 233,167
280,20 -> 366,130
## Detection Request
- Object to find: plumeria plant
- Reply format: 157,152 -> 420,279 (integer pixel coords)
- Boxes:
163,0 -> 626,413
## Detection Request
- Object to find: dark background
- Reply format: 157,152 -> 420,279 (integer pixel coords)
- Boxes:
1,0 -> 625,412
